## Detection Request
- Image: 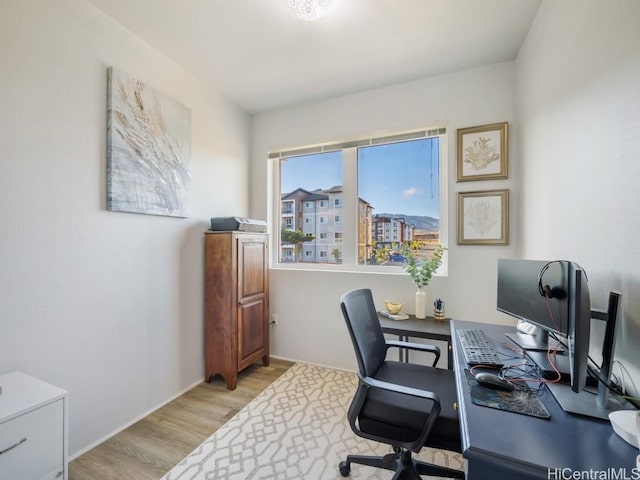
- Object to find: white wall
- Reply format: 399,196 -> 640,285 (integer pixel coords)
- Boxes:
0,0 -> 250,456
7,0 -> 636,460
251,63 -> 519,371
516,0 -> 640,395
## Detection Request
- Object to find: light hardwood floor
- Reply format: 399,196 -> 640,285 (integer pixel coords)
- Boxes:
69,359 -> 294,480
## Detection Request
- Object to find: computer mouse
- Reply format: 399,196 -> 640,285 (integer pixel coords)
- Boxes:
474,372 -> 514,392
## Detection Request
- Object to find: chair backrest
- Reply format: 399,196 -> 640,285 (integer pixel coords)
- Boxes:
340,289 -> 387,377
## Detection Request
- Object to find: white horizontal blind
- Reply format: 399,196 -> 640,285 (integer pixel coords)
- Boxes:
268,127 -> 446,160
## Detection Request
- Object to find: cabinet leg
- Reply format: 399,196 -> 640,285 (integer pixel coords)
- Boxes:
262,354 -> 270,366
206,371 -> 237,390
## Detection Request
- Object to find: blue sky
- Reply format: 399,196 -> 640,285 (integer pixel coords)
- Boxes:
280,138 -> 439,218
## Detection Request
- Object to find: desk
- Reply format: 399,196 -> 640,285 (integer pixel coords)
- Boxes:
378,314 -> 452,369
451,320 -> 638,479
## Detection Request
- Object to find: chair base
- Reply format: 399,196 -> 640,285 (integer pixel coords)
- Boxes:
339,448 -> 464,479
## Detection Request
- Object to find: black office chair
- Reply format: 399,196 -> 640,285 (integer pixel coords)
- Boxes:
339,288 -> 464,479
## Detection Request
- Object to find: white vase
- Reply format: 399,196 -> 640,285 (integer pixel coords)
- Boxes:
415,287 -> 427,319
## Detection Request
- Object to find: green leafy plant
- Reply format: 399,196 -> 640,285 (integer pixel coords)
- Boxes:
399,243 -> 446,289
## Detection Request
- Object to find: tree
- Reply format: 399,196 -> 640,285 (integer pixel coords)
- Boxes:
331,247 -> 342,264
281,229 -> 315,262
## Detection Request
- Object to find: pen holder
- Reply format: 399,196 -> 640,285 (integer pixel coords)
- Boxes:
433,298 -> 445,321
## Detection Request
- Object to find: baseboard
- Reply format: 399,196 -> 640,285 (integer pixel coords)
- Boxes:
69,376 -> 204,461
271,354 -> 355,374
71,358 -> 354,461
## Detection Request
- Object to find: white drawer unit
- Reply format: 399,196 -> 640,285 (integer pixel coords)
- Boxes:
0,372 -> 68,480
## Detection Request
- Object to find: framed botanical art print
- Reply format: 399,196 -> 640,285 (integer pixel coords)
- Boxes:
457,122 -> 508,182
457,189 -> 509,245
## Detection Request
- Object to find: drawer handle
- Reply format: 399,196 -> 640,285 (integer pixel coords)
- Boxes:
0,437 -> 27,455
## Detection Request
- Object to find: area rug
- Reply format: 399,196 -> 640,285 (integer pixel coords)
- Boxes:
161,363 -> 463,480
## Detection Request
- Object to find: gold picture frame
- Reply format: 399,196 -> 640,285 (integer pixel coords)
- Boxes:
456,122 -> 508,182
457,189 -> 509,245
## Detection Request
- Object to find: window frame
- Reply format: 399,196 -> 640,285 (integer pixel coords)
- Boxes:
270,127 -> 448,274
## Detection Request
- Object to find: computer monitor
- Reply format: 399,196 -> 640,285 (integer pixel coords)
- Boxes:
497,259 -> 568,337
565,262 -> 591,394
497,259 -> 630,419
496,259 -> 589,393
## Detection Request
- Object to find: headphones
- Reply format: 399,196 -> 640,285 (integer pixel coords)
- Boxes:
537,260 -> 568,299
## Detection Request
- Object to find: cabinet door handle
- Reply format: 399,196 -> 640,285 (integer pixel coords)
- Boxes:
0,437 -> 27,455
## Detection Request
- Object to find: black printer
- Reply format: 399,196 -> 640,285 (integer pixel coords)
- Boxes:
210,217 -> 267,233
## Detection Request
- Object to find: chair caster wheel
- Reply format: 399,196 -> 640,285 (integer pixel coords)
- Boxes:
339,461 -> 350,477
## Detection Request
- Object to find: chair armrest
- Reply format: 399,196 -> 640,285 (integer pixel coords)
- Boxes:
386,340 -> 441,366
359,373 -> 441,405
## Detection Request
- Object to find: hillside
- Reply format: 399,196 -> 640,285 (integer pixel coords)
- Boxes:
376,213 -> 439,232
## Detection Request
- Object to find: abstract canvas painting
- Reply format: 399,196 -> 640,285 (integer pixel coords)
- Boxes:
107,67 -> 191,217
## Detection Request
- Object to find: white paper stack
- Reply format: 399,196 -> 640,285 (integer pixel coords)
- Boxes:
378,311 -> 409,321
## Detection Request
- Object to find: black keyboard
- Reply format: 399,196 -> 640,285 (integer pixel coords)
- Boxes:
456,329 -> 504,367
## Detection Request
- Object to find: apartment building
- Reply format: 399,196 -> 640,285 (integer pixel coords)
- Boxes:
280,186 -> 372,264
372,215 -> 415,248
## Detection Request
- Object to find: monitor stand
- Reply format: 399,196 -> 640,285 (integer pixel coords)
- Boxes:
544,382 -> 630,420
526,350 -> 595,386
505,328 -> 564,352
526,350 -> 631,420
506,332 -> 546,351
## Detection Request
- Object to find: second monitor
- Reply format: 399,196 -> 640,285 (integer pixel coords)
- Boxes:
497,258 -> 630,419
497,258 -> 590,393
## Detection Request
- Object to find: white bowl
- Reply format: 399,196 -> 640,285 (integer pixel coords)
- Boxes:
608,410 -> 639,448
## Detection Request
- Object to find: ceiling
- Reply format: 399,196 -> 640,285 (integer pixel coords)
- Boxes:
86,0 -> 542,113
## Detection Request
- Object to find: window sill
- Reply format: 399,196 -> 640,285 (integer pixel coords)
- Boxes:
270,263 -> 447,277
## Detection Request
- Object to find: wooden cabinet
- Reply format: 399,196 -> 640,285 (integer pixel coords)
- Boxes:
0,371 -> 68,480
204,231 -> 270,390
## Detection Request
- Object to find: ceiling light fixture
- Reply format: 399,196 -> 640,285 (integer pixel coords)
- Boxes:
286,0 -> 334,22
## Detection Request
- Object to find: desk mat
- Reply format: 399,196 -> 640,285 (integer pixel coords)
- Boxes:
465,370 -> 551,419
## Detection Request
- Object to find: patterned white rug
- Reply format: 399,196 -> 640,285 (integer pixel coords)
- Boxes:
161,363 -> 463,480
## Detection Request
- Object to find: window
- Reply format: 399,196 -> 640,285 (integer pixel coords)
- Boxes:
272,128 -> 446,270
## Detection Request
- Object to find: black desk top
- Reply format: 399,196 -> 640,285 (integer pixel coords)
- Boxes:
378,314 -> 451,341
451,320 -> 638,479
